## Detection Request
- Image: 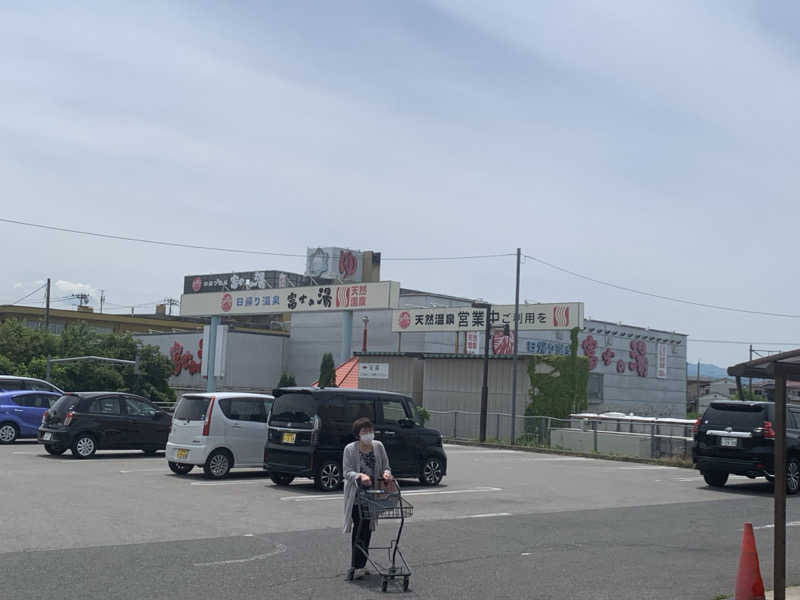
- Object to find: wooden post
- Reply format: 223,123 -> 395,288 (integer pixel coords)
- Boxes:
775,370 -> 787,600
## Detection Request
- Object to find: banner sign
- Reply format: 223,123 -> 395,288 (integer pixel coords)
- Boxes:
180,281 -> 400,316
306,247 -> 363,282
657,343 -> 668,379
184,271 -> 319,294
392,303 -> 583,333
465,331 -> 480,354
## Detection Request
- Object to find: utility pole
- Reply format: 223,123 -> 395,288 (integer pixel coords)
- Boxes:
100,290 -> 106,314
696,359 -> 700,411
164,297 -> 179,315
473,301 -> 492,442
749,344 -> 753,395
44,278 -> 51,380
510,248 -> 521,444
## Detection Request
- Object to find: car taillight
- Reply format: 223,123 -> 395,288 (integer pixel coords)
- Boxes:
692,417 -> 701,434
202,397 -> 215,436
42,411 -> 48,424
763,421 -> 775,439
64,411 -> 74,426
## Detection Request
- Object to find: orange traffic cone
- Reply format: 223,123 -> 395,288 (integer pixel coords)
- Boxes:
735,523 -> 765,600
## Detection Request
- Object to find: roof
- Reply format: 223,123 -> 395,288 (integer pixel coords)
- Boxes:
273,386 -> 406,398
180,392 -> 274,399
728,348 -> 800,382
312,356 -> 359,388
0,389 -> 60,396
355,351 -> 523,360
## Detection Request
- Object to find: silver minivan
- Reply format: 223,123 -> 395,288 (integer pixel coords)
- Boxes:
166,393 -> 273,479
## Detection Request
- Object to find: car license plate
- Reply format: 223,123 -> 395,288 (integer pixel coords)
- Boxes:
282,432 -> 296,444
721,437 -> 738,448
43,433 -> 53,441
176,448 -> 189,459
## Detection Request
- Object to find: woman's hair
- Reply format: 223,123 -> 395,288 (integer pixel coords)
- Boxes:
352,417 -> 374,438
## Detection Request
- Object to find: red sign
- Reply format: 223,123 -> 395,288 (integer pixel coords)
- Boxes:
398,311 -> 411,330
169,341 -> 202,376
221,293 -> 233,312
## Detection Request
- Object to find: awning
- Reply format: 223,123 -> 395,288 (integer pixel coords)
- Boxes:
727,348 -> 800,381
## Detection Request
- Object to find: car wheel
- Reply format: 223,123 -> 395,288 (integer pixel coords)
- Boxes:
315,460 -> 342,491
702,471 -> 728,488
0,423 -> 18,444
72,434 -> 97,459
270,472 -> 295,486
142,448 -> 160,456
420,456 -> 444,486
787,458 -> 800,495
203,450 -> 232,479
44,444 -> 66,456
168,461 -> 194,475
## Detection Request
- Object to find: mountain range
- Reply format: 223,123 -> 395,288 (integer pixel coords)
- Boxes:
686,362 -> 728,379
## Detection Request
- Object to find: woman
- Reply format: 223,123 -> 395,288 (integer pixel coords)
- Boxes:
343,416 -> 392,579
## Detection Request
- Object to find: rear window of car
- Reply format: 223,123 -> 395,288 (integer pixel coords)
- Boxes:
702,404 -> 770,430
174,396 -> 211,421
269,393 -> 318,426
51,395 -> 80,413
0,379 -> 27,391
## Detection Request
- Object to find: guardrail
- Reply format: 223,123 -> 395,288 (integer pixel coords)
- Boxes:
427,410 -> 693,460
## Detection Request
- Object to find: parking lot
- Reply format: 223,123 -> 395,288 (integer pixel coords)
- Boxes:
4,441 -> 800,599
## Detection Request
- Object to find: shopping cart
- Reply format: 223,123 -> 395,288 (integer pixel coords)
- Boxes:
348,479 -> 414,592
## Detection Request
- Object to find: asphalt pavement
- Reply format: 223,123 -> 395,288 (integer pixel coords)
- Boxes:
3,441 -> 800,599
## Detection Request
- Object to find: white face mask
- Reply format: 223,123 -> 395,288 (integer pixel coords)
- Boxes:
360,432 -> 374,444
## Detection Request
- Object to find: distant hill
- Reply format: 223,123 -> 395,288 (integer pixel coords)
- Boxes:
686,362 -> 729,379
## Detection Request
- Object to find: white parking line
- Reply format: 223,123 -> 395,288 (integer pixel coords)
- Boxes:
752,522 -> 800,531
454,512 -> 512,519
12,451 -> 38,455
281,486 -> 502,502
616,466 -> 676,471
191,481 -> 264,487
119,468 -> 169,473
193,543 -> 287,567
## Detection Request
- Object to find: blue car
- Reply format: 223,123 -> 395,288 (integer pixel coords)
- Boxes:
0,390 -> 62,444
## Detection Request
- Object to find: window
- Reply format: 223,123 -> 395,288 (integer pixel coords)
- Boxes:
381,398 -> 409,424
125,397 -> 158,417
588,373 -> 603,405
10,394 -> 38,408
790,411 -> 800,430
88,397 -> 122,415
219,398 -> 267,423
174,396 -> 211,421
344,395 -> 375,423
0,379 -> 26,391
270,393 -> 317,425
319,395 -> 348,423
28,380 -> 58,393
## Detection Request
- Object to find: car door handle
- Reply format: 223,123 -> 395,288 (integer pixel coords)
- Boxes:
382,431 -> 397,437
231,424 -> 242,429
13,409 -> 24,413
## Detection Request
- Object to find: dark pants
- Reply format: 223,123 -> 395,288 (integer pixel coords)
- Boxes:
351,504 -> 372,568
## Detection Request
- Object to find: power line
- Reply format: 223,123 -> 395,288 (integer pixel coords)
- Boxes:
690,339 -> 800,346
0,217 -> 514,262
523,254 -> 800,319
8,284 -> 46,306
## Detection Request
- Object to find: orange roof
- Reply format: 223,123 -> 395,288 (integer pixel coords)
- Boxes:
312,356 -> 359,388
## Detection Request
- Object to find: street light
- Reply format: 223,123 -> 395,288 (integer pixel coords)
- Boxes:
361,315 -> 369,353
472,301 -> 492,442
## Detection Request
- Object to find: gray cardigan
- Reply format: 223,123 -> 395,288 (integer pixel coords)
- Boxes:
342,440 -> 391,533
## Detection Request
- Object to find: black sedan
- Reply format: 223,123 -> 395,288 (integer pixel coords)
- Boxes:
38,392 -> 171,458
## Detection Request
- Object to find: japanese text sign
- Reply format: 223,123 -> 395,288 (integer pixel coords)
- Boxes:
180,281 -> 400,316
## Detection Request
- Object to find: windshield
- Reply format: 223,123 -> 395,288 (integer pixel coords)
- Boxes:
51,395 -> 80,414
174,396 -> 211,421
269,393 -> 317,425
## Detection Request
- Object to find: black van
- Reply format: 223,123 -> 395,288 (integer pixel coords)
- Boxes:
264,387 -> 447,491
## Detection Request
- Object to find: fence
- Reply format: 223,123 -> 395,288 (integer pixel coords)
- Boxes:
428,410 -> 694,460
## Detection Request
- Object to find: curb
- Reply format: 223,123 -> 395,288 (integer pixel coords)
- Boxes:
444,438 -> 694,469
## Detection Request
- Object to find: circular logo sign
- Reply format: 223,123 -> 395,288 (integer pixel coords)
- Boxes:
192,277 -> 202,293
221,293 -> 233,312
398,311 -> 411,329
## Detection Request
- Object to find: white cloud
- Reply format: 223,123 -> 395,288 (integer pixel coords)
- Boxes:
54,280 -> 98,301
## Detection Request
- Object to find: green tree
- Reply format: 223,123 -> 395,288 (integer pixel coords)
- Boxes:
318,353 -> 336,388
278,371 -> 297,387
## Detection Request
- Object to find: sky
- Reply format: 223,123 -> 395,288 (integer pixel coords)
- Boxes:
2,0 -> 800,368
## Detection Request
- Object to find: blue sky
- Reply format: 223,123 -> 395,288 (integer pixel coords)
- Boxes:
2,1 -> 799,367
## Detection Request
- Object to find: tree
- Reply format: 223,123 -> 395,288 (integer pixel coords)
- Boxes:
318,353 -> 336,388
0,319 -> 175,403
278,371 -> 297,387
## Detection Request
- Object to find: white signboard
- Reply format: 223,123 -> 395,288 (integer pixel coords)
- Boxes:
359,362 -> 389,379
181,281 -> 400,316
657,343 -> 668,379
392,303 -> 583,333
306,247 -> 363,282
526,340 -> 571,356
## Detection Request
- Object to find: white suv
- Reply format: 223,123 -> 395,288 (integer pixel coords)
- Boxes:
166,393 -> 273,479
